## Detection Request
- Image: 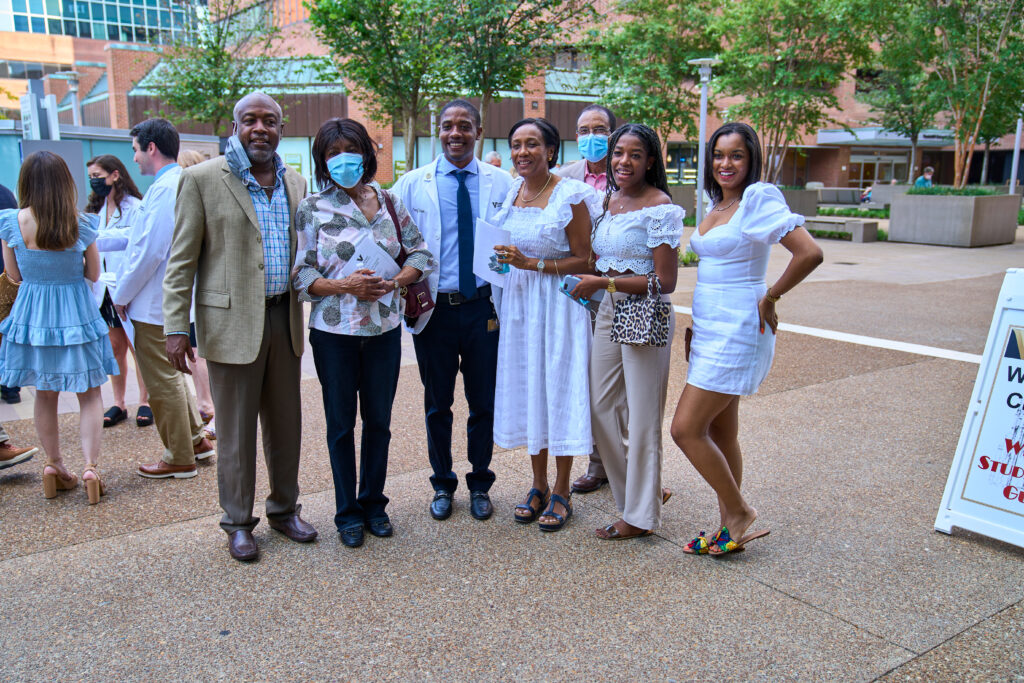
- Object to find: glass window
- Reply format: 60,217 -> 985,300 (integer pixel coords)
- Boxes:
12,0 -> 27,12
78,20 -> 90,36
146,8 -> 155,24
105,4 -> 116,20
25,63 -> 43,79
9,62 -> 26,78
92,20 -> 103,35
0,63 -> 9,79
13,15 -> 29,31
159,9 -> 168,26
62,0 -> 74,14
119,6 -> 129,21
46,0 -> 59,13
107,23 -> 117,38
48,18 -> 61,32
77,2 -> 89,17
42,63 -> 58,74
29,0 -> 43,13
90,2 -> 101,18
63,18 -> 77,34
31,16 -> 45,31
133,8 -> 143,22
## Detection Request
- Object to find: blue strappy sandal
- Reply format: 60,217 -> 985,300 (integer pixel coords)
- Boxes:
538,492 -> 572,532
514,487 -> 549,524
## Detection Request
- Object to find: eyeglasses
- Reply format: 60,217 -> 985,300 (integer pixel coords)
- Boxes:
577,127 -> 610,136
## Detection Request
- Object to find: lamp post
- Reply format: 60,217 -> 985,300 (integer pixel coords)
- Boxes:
45,71 -> 81,127
688,57 -> 721,225
1011,116 -> 1022,195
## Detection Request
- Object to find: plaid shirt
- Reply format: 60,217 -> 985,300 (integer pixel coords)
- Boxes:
236,156 -> 291,296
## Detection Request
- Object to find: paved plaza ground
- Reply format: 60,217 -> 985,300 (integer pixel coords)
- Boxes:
2,229 -> 1024,681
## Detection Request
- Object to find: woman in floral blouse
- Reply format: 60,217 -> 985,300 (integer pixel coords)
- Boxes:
293,118 -> 434,548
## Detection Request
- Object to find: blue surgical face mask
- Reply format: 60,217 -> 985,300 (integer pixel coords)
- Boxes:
327,152 -> 365,188
578,134 -> 609,164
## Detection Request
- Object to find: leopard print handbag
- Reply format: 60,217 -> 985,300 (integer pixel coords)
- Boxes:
610,273 -> 671,347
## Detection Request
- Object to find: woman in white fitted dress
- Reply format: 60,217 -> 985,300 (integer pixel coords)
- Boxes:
669,122 -> 823,556
570,124 -> 684,540
492,118 -> 598,532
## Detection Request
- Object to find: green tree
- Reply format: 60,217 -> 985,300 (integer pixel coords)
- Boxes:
446,0 -> 595,156
307,0 -> 454,170
920,0 -> 1024,187
583,0 -> 718,151
856,8 -> 940,184
148,0 -> 281,136
713,0 -> 873,183
977,91 -> 1023,184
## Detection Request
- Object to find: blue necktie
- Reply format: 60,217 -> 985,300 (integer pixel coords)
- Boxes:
455,170 -> 476,298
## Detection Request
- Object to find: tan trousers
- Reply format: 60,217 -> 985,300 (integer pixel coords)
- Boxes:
132,320 -> 205,466
207,300 -> 302,534
589,293 -> 675,530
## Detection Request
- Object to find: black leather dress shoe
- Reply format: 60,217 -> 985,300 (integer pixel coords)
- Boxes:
366,518 -> 394,537
269,514 -> 318,543
339,525 -> 364,548
430,491 -> 453,520
228,530 -> 259,562
469,491 -> 493,520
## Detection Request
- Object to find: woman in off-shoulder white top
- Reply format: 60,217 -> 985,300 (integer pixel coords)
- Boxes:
570,124 -> 684,540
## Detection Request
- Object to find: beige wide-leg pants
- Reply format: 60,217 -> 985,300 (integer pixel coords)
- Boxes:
589,293 -> 675,530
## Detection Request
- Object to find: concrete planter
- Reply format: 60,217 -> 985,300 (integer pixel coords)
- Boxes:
867,183 -> 910,209
889,194 -> 1022,247
781,189 -> 818,217
668,185 -> 696,215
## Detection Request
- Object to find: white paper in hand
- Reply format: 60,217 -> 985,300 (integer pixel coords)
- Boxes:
473,218 -> 511,288
337,232 -> 401,308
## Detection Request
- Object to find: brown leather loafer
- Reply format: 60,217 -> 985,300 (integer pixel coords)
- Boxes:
137,460 -> 198,479
268,514 -> 318,543
193,438 -> 216,461
571,474 -> 608,494
228,530 -> 259,561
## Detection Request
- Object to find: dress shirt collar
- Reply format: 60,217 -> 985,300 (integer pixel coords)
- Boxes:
438,155 -> 479,178
584,170 -> 607,192
154,163 -> 179,181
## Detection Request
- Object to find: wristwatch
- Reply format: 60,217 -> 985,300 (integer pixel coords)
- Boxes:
536,259 -> 545,273
607,277 -> 617,293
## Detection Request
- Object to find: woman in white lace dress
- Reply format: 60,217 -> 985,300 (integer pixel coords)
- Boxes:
493,118 -> 599,532
570,124 -> 684,540
670,122 -> 822,556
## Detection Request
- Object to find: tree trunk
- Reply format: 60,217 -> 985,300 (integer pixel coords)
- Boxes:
907,135 -> 917,184
404,112 -> 417,173
476,92 -> 492,159
981,141 -> 991,185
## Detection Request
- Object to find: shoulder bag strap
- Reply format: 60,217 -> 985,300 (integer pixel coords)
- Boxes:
381,190 -> 408,266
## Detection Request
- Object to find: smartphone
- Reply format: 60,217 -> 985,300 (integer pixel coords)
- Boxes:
560,274 -> 604,307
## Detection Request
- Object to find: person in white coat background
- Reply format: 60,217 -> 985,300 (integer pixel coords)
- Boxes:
113,118 -> 214,481
392,99 -> 513,523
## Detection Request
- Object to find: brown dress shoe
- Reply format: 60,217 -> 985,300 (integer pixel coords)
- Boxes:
571,473 -> 608,494
193,438 -> 216,461
268,515 -> 318,543
228,530 -> 259,561
0,442 -> 38,469
137,461 -> 198,479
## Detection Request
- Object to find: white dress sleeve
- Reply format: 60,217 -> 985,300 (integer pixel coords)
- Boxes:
645,203 -> 685,249
738,183 -> 804,244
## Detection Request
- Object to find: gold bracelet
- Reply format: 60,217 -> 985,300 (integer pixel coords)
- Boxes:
554,260 -> 560,277
765,286 -> 781,303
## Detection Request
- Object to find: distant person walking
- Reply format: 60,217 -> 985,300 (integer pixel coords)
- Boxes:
914,166 -> 934,188
670,122 -> 822,556
0,152 -> 117,503
85,154 -> 150,429
165,93 -> 316,562
114,118 -> 214,481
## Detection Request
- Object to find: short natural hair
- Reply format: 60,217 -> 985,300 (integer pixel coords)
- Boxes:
18,151 -> 78,250
311,118 -> 378,191
130,118 -> 179,161
923,166 -> 934,174
483,151 -> 500,163
85,154 -> 142,214
578,104 -> 616,132
439,99 -> 481,128
233,91 -> 283,126
508,118 -> 561,169
705,121 -> 763,204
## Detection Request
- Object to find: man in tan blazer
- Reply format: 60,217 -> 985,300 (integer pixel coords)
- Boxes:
163,92 -> 316,562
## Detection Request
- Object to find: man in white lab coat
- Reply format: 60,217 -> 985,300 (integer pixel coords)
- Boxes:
392,99 -> 512,523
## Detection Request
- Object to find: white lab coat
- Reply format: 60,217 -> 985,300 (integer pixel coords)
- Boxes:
392,155 -> 513,334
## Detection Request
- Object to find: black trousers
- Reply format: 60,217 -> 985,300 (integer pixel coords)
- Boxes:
310,327 -> 401,530
412,296 -> 498,494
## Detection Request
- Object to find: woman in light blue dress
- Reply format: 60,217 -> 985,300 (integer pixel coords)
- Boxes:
0,151 -> 118,504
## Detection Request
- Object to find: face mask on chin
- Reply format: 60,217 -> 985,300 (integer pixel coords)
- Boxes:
327,152 -> 365,189
577,134 -> 609,164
